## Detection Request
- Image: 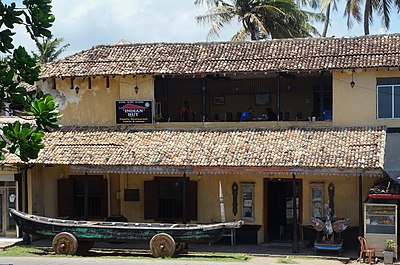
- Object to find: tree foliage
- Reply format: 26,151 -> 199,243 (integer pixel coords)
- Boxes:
33,35 -> 70,64
0,0 -> 61,161
195,0 -> 323,40
319,0 -> 400,36
344,0 -> 399,34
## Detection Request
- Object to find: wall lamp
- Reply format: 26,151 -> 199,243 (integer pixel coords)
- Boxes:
75,86 -> 80,94
134,85 -> 139,94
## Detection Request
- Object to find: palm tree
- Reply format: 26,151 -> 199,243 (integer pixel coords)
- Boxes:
32,35 -> 70,64
195,0 -> 321,40
320,0 -> 340,37
344,0 -> 399,35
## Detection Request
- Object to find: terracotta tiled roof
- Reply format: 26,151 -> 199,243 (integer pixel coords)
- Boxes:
3,126 -> 386,171
40,34 -> 400,78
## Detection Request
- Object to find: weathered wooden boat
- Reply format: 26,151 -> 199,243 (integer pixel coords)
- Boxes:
10,209 -> 243,257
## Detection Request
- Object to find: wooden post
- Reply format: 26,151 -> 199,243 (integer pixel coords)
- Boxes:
182,173 -> 187,224
201,79 -> 206,122
292,173 -> 299,253
84,172 -> 89,220
359,174 -> 363,236
23,166 -> 30,244
319,72 -> 325,120
277,76 -> 281,121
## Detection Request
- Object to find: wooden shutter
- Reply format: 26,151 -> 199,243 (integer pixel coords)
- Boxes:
144,180 -> 157,219
186,181 -> 198,220
58,178 -> 74,217
100,178 -> 108,218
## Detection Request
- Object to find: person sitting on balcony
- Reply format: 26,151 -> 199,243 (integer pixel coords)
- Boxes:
180,100 -> 192,122
265,108 -> 277,121
240,107 -> 253,122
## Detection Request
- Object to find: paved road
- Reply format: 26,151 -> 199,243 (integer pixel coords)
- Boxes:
0,256 -> 351,265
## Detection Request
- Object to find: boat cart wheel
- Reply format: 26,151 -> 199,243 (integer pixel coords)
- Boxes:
52,232 -> 78,255
149,233 -> 176,258
174,242 -> 185,255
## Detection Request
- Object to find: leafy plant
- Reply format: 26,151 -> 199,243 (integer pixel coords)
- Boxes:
0,0 -> 61,162
385,239 -> 396,252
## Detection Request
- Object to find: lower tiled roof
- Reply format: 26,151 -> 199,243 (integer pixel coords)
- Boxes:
3,126 -> 385,171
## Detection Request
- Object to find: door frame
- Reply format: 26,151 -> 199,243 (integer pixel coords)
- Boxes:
263,178 -> 303,241
0,185 -> 17,236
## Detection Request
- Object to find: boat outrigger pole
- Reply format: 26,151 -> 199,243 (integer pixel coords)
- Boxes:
219,181 -> 226,222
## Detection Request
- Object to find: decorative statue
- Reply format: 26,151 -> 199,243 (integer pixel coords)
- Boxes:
311,208 -> 350,243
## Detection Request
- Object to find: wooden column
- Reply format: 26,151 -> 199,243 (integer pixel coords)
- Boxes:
84,172 -> 89,220
23,166 -> 30,244
319,72 -> 325,120
182,173 -> 187,224
359,174 -> 363,236
201,79 -> 206,122
276,76 -> 281,121
292,173 -> 299,253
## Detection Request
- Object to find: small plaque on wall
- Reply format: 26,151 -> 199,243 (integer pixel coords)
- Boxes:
124,189 -> 139,201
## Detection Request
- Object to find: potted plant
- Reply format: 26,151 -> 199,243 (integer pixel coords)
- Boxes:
383,239 -> 396,264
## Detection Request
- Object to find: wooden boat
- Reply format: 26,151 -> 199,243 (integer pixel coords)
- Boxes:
10,209 -> 243,257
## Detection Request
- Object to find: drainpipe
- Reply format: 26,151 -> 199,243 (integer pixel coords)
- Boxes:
292,173 -> 299,253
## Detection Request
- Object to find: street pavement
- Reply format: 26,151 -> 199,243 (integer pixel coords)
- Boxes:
0,256 -> 351,265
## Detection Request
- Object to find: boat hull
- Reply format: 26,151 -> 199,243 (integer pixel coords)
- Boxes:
10,209 -> 242,244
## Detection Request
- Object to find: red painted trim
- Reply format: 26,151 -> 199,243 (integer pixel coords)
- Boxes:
368,194 -> 400,199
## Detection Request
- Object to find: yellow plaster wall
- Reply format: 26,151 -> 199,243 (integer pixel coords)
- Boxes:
52,75 -> 153,126
301,175 -> 377,226
29,166 -> 60,217
119,174 -> 155,221
108,173 -> 121,216
333,69 -> 400,126
28,167 -> 379,243
119,75 -> 154,100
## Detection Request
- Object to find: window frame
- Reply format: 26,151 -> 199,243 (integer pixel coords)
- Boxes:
144,177 -> 198,221
241,182 -> 255,221
376,78 -> 400,120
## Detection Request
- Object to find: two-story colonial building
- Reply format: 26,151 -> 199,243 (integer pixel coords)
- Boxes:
2,34 -> 400,249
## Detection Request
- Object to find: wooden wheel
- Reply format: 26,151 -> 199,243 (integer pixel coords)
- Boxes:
149,233 -> 176,258
174,242 -> 185,255
52,232 -> 78,255
77,241 -> 94,255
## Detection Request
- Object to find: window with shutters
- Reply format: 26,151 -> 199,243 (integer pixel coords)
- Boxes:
144,177 -> 197,221
58,175 -> 107,219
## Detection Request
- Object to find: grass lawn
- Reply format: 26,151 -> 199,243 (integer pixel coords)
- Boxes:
277,256 -> 298,264
0,245 -> 250,262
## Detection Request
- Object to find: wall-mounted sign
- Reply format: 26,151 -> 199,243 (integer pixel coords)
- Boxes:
116,100 -> 153,124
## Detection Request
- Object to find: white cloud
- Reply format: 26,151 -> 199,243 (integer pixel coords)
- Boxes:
4,0 -> 400,58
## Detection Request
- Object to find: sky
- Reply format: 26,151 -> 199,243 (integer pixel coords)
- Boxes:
5,0 -> 400,57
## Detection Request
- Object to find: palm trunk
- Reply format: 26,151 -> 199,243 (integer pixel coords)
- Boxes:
249,23 -> 259,40
364,0 -> 371,35
322,3 -> 331,37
